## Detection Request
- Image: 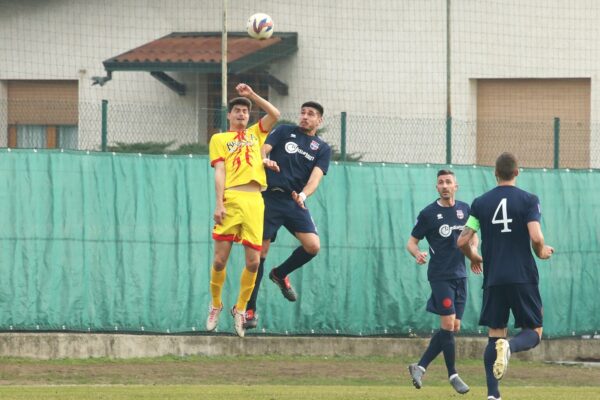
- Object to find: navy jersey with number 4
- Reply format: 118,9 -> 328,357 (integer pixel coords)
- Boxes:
265,124 -> 332,192
469,186 -> 541,287
411,200 -> 470,282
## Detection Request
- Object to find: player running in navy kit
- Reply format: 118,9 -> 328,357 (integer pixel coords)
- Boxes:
244,101 -> 331,329
406,169 -> 481,394
457,152 -> 554,400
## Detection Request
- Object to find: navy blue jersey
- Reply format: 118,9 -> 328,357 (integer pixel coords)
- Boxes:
411,200 -> 470,282
469,186 -> 541,287
265,124 -> 332,193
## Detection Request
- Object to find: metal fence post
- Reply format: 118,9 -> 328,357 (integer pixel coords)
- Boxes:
101,99 -> 108,152
554,117 -> 560,169
221,0 -> 228,134
445,0 -> 452,165
220,106 -> 228,133
446,115 -> 452,164
340,111 -> 347,161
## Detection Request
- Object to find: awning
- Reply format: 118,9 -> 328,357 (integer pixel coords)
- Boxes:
93,32 -> 298,95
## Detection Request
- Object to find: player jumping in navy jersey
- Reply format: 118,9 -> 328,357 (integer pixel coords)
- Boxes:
406,169 -> 481,394
457,152 -> 554,400
244,101 -> 332,329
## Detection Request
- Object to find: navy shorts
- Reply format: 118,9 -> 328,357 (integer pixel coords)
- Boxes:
426,278 -> 467,319
262,190 -> 318,242
479,283 -> 543,329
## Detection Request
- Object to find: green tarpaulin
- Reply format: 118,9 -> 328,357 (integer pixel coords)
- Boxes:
0,150 -> 597,337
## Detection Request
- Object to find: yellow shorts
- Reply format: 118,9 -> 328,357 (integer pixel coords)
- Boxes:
212,190 -> 264,250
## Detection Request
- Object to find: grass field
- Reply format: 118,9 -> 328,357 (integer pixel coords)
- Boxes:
0,355 -> 598,399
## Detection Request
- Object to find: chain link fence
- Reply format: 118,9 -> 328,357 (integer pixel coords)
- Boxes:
1,99 -> 598,168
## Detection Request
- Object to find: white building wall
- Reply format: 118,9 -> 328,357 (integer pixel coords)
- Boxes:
452,0 -> 600,166
0,0 -> 598,165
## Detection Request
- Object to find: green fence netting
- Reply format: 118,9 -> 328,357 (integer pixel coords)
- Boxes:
0,150 -> 598,337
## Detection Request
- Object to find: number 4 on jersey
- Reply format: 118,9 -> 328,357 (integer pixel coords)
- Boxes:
492,198 -> 513,232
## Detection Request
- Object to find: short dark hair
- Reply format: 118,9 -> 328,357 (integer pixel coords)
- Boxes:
437,169 -> 455,178
228,97 -> 252,112
495,152 -> 518,181
301,101 -> 324,116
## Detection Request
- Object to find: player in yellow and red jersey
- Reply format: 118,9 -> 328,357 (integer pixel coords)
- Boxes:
205,83 -> 280,338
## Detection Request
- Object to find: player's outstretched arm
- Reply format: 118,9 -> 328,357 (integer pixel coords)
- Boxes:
236,83 -> 280,132
458,227 -> 482,264
527,221 -> 554,259
406,236 -> 427,265
468,233 -> 483,273
470,232 -> 479,249
292,167 -> 325,209
457,226 -> 474,249
302,167 -> 325,196
261,143 -> 280,172
213,162 -> 227,225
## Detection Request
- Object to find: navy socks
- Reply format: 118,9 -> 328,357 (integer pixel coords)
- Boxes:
246,257 -> 265,312
510,329 -> 540,353
273,246 -> 315,277
441,330 -> 457,376
484,337 -> 501,398
419,329 -> 455,376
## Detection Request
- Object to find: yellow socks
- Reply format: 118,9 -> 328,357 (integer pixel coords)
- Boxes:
211,266 -> 257,311
236,267 -> 258,311
210,266 -> 226,308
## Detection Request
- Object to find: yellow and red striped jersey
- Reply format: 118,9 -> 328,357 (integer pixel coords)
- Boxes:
209,121 -> 269,190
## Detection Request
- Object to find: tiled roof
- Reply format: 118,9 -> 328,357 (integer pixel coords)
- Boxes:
103,32 -> 298,73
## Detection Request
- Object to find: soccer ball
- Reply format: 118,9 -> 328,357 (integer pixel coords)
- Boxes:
246,13 -> 274,40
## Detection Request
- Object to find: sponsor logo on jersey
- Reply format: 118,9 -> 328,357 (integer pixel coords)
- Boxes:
439,224 -> 464,238
310,140 -> 319,150
284,142 -> 315,161
290,134 -> 296,138
437,213 -> 443,220
456,209 -> 464,219
226,133 -> 257,153
285,142 -> 298,154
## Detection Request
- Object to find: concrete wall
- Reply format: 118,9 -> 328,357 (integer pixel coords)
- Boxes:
0,333 -> 598,361
1,0 -> 599,164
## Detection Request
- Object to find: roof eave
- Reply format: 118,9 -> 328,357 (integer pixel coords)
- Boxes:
102,32 -> 298,74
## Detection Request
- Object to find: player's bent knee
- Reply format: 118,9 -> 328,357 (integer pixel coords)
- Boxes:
440,317 -> 455,331
212,259 -> 227,270
245,263 -> 259,273
304,243 -> 320,255
244,257 -> 260,271
454,320 -> 461,332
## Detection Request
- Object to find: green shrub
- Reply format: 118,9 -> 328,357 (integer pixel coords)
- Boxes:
107,141 -> 208,155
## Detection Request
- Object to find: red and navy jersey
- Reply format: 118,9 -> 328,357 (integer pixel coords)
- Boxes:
265,124 -> 331,193
411,200 -> 470,282
469,186 -> 541,287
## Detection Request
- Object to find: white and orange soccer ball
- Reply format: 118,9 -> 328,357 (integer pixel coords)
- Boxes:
246,13 -> 274,40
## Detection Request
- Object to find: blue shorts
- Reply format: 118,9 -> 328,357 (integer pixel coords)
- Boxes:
426,278 -> 467,319
262,190 -> 318,242
479,283 -> 543,329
